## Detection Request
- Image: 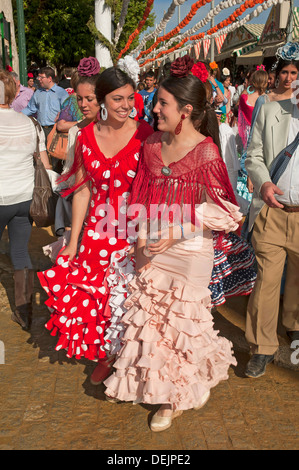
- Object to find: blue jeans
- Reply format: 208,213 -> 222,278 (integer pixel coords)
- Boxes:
0,200 -> 33,270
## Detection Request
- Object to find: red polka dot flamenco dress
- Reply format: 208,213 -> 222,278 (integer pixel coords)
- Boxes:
38,120 -> 153,361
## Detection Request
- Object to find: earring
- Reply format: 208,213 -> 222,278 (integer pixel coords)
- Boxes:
100,103 -> 108,121
175,114 -> 186,135
246,85 -> 255,95
129,107 -> 137,119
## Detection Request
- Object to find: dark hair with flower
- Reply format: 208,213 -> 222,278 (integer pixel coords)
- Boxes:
160,56 -> 222,156
72,56 -> 102,92
191,62 -> 209,83
272,42 -> 299,74
170,55 -> 194,78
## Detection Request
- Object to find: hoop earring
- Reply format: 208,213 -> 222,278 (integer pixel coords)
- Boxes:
175,114 -> 186,135
247,85 -> 255,95
129,107 -> 137,119
100,103 -> 108,121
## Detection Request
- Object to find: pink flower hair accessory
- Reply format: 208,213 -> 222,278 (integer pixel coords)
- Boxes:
256,65 -> 266,71
191,62 -> 209,83
77,57 -> 101,76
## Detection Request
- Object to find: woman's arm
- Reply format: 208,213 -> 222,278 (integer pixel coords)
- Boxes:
146,221 -> 208,256
40,150 -> 51,169
56,119 -> 77,132
62,167 -> 91,260
209,76 -> 225,102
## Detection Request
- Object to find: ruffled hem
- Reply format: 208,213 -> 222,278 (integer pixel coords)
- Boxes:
209,231 -> 256,306
199,198 -> 242,233
103,249 -> 135,356
38,254 -> 111,361
104,265 -> 237,410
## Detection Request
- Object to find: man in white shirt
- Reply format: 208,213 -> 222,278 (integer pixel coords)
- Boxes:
244,98 -> 299,378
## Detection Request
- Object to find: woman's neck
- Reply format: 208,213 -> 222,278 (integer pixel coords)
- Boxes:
97,117 -> 132,133
164,121 -> 204,147
273,86 -> 293,98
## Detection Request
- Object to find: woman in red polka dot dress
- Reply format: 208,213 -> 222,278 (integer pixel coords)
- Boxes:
38,66 -> 153,381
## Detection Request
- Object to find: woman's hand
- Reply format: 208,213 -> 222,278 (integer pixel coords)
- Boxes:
146,225 -> 181,256
135,246 -> 151,273
60,243 -> 77,261
247,176 -> 254,193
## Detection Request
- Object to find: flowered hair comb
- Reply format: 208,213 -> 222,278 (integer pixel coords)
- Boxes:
170,55 -> 210,84
117,56 -> 140,85
272,41 -> 299,71
170,55 -> 194,78
191,62 -> 209,83
209,61 -> 218,70
256,65 -> 266,71
77,57 -> 101,76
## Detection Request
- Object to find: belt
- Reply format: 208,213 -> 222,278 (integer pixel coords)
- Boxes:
281,204 -> 299,213
42,125 -> 54,129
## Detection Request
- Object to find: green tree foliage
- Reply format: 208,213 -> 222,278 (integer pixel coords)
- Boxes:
13,0 -> 95,70
12,0 -> 155,69
113,0 -> 155,54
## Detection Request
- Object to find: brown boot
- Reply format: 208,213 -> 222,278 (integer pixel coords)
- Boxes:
11,269 -> 34,330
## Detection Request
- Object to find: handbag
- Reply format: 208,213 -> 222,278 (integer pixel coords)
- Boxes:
29,117 -> 58,227
47,123 -> 68,160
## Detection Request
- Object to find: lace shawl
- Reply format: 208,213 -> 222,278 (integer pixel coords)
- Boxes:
128,132 -> 239,246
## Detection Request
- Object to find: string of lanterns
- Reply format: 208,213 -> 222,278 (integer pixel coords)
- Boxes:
137,0 -> 210,60
117,0 -> 154,60
139,0 -> 282,67
132,0 -> 188,56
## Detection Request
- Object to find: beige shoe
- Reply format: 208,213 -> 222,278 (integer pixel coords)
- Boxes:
150,410 -> 183,433
105,395 -> 120,403
194,391 -> 210,410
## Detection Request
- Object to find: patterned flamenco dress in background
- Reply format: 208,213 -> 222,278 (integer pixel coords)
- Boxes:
38,120 -> 153,361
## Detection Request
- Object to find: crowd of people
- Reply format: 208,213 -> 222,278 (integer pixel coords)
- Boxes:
0,39 -> 298,433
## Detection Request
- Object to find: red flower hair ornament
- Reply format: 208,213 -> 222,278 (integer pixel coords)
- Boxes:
170,56 -> 209,84
170,55 -> 194,78
191,62 -> 209,83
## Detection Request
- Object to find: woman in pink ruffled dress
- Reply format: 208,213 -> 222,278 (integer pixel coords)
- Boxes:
104,56 -> 244,432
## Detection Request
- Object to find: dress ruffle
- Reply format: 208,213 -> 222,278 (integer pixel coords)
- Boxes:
104,266 -> 237,410
199,198 -> 242,234
209,231 -> 256,306
38,254 -> 111,361
103,249 -> 135,356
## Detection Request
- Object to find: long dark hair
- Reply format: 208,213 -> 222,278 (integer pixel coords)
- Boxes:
95,67 -> 136,104
160,74 -> 222,156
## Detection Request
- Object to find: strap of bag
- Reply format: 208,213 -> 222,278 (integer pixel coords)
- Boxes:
28,116 -> 41,162
270,131 -> 299,185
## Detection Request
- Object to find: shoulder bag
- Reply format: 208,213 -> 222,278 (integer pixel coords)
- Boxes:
29,117 -> 58,227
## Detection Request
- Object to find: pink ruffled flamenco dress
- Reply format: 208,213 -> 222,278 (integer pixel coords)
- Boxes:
104,132 -> 244,410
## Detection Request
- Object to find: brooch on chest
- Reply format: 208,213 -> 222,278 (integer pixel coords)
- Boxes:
161,166 -> 172,176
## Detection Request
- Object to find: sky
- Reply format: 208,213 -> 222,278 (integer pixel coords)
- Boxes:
141,0 -> 299,37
